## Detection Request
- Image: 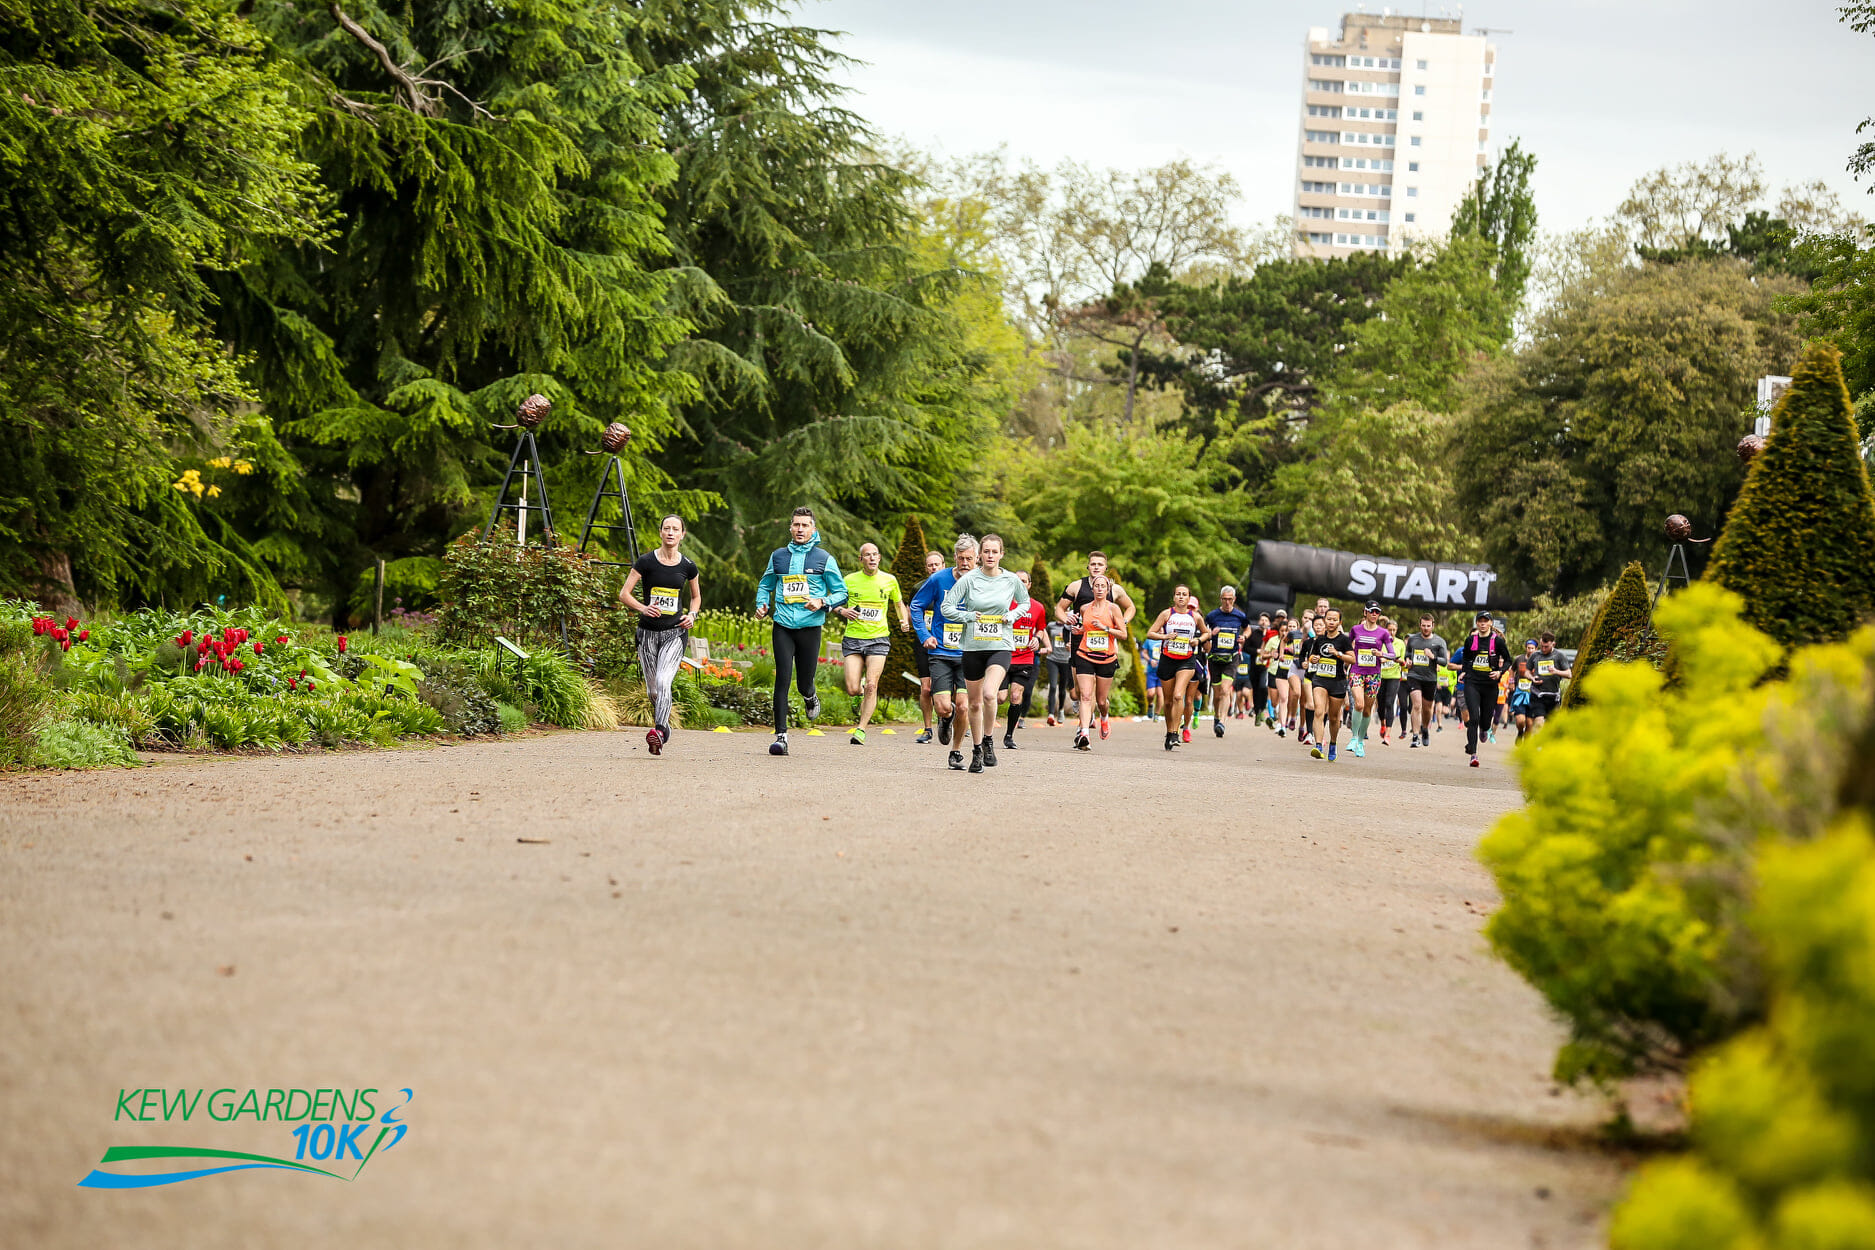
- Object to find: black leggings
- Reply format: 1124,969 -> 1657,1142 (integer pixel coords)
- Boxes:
1464,681 -> 1494,754
771,624 -> 822,733
1249,666 -> 1270,717
1046,660 -> 1071,718
1378,678 -> 1402,731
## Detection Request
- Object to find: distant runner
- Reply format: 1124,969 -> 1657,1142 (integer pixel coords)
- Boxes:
836,542 -> 909,746
753,508 -> 847,757
618,513 -> 701,756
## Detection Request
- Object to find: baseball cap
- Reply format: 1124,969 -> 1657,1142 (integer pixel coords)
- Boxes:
1476,609 -> 1493,621
1364,600 -> 1381,612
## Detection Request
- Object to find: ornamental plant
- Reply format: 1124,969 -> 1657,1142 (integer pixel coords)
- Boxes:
1562,560 -> 1653,709
1478,584 -> 1874,1087
882,513 -> 931,700
1706,341 -> 1875,649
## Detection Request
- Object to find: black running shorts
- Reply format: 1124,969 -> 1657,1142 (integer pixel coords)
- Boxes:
1072,655 -> 1118,679
961,649 -> 1013,682
1309,676 -> 1349,701
928,655 -> 966,694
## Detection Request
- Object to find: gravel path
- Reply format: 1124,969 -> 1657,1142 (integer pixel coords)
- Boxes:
0,716 -> 1620,1248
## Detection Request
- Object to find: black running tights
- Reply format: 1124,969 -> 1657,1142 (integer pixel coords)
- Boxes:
771,624 -> 822,733
1464,681 -> 1494,754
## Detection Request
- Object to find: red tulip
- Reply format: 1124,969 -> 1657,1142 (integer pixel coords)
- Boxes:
337,635 -> 348,653
306,681 -> 315,693
299,668 -> 306,679
253,641 -> 263,655
195,658 -> 207,671
60,639 -> 71,652
78,629 -> 89,642
288,678 -> 298,691
180,629 -> 193,645
65,616 -> 78,630
275,635 -> 288,645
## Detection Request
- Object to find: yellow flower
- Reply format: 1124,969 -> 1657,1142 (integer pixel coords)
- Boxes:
206,484 -> 222,498
207,456 -> 232,469
232,460 -> 253,476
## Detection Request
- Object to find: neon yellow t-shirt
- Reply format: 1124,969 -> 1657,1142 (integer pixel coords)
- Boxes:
841,570 -> 900,640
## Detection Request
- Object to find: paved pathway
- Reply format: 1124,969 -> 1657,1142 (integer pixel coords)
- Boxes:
0,717 -> 1619,1248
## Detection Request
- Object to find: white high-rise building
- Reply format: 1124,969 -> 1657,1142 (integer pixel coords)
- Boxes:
1292,11 -> 1496,258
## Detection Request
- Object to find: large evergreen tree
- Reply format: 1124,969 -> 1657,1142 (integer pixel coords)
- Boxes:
0,0 -> 323,610
1706,343 -> 1875,648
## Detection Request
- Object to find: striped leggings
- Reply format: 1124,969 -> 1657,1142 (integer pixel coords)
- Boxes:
637,627 -> 687,736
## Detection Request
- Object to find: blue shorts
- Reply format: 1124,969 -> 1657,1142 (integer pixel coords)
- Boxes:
1144,670 -> 1161,690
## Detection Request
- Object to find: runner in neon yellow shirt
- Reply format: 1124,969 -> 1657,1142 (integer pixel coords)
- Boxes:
836,543 -> 909,745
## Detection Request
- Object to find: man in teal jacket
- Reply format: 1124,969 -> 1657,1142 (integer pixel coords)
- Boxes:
754,507 -> 847,756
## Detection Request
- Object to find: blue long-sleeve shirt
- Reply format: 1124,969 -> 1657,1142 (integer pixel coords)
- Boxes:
909,567 -> 964,658
754,534 -> 847,629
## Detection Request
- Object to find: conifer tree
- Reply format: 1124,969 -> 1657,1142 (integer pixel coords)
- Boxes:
1706,342 -> 1875,648
882,514 -> 930,699
1029,559 -> 1053,612
1562,560 -> 1652,708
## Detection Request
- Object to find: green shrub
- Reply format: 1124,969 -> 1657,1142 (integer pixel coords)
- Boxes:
1478,584 -> 1875,1087
1707,341 -> 1875,649
29,719 -> 138,768
495,702 -> 527,733
434,535 -> 636,677
1562,559 -> 1653,709
882,513 -> 930,700
516,650 -> 592,727
0,652 -> 47,765
416,663 -> 502,736
69,688 -> 160,747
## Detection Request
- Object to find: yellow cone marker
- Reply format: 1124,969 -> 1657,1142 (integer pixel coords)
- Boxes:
807,728 -> 825,736
879,728 -> 896,735
712,726 -> 732,733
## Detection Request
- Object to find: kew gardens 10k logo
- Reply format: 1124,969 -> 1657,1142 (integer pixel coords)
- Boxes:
78,1087 -> 413,1188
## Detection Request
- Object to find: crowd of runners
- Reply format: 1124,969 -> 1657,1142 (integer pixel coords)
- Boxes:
623,509 -> 1574,769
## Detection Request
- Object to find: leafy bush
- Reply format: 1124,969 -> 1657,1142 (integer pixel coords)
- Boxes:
883,513 -> 931,700
0,652 -> 47,765
1707,341 -> 1875,649
29,719 -> 138,769
434,535 -> 636,677
416,662 -> 502,736
495,702 -> 527,733
1478,584 -> 1875,1086
1562,560 -> 1653,709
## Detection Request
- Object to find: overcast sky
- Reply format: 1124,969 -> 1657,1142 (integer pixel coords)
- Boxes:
798,0 -> 1873,234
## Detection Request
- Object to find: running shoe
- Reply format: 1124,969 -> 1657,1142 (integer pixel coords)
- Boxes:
1164,732 -> 1177,751
1214,719 -> 1225,738
1276,725 -> 1286,739
646,728 -> 663,756
1488,729 -> 1497,745
1469,755 -> 1480,767
1099,717 -> 1110,740
982,739 -> 997,768
1002,735 -> 1019,751
1046,714 -> 1057,727
968,744 -> 984,774
769,734 -> 788,756
1328,744 -> 1337,762
1409,735 -> 1419,749
915,727 -> 933,744
1378,729 -> 1389,745
804,693 -> 821,721
850,727 -> 866,745
1351,739 -> 1364,758
1436,722 -> 1443,733
938,713 -> 952,746
1311,744 -> 1325,759
948,749 -> 965,770
1074,730 -> 1091,751
1181,728 -> 1192,744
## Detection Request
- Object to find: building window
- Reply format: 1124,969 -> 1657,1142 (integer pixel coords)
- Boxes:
1408,161 -> 1419,172
1303,155 -> 1339,168
1410,136 -> 1422,146
1311,54 -> 1345,67
1416,59 -> 1428,69
1412,110 -> 1423,121
1307,105 -> 1341,117
1336,234 -> 1349,244
1406,187 -> 1418,197
1305,130 -> 1339,144
1404,213 -> 1416,223
1308,79 -> 1344,92
1414,84 -> 1426,95
1308,231 -> 1334,244
1299,205 -> 1333,219
1300,180 -> 1334,194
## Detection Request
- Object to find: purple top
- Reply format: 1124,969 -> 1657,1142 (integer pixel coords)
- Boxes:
1348,623 -> 1394,675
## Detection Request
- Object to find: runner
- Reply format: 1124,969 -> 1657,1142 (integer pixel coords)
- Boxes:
1507,656 -> 1538,741
940,534 -> 1028,774
1239,611 -> 1271,722
1261,610 -> 1291,736
909,534 -> 979,770
1376,617 -> 1404,746
1304,607 -> 1355,762
1044,617 -> 1073,727
753,508 -> 848,757
1002,569 -> 1049,751
1146,585 -> 1210,751
1070,576 -> 1126,751
1284,609 -> 1311,742
1344,601 -> 1394,758
1056,551 -> 1137,739
1435,658 -> 1457,733
835,542 -> 910,745
1448,609 -> 1512,767
617,513 -> 700,756
1139,635 -> 1164,721
1205,586 -> 1249,738
1530,632 -> 1572,727
912,549 -> 944,743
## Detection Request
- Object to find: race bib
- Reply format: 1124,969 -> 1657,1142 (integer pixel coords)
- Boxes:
1084,629 -> 1112,654
780,573 -> 811,604
1215,630 -> 1237,651
1357,647 -> 1377,667
974,613 -> 1008,644
648,586 -> 680,613
1414,649 -> 1435,668
852,604 -> 885,624
1517,678 -> 1533,692
1472,652 -> 1493,672
1236,662 -> 1249,677
1166,636 -> 1194,658
941,621 -> 965,649
1312,657 -> 1337,678
1272,659 -> 1290,677
1013,625 -> 1032,650
1536,658 -> 1554,677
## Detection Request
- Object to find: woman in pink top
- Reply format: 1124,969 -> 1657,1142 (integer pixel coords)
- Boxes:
1070,576 -> 1126,752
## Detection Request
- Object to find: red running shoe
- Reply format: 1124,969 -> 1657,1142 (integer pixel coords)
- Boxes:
646,728 -> 663,756
1046,714 -> 1057,727
1181,727 -> 1192,743
1099,716 -> 1110,740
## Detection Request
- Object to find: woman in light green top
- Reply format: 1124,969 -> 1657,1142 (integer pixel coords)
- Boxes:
940,534 -> 1031,773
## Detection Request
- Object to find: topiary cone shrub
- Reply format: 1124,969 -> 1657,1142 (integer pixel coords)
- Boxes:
881,514 -> 930,700
1029,558 -> 1053,612
1706,341 -> 1875,650
1562,560 -> 1653,709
